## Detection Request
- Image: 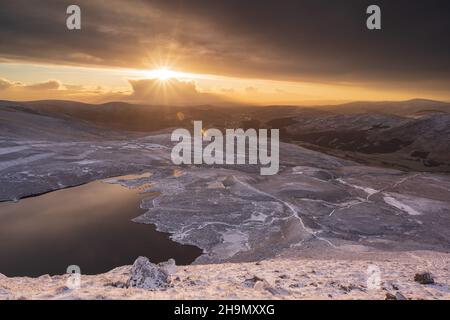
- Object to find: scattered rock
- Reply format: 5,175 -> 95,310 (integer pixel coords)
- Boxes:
254,280 -> 268,291
106,281 -> 127,289
385,293 -> 396,300
343,284 -> 365,293
414,272 -> 435,285
328,281 -> 365,293
395,292 -> 407,300
243,276 -> 266,288
127,256 -> 174,290
266,286 -> 290,296
289,283 -> 305,289
187,280 -> 197,286
385,292 -> 408,300
243,276 -> 282,296
187,279 -> 206,286
0,288 -> 11,298
54,286 -> 70,294
244,276 -> 289,296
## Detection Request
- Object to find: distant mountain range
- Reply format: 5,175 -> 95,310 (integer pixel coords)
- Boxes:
1,98 -> 449,172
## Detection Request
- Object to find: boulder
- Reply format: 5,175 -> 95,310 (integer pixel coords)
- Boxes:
159,258 -> 177,276
127,257 -> 176,290
414,272 -> 435,285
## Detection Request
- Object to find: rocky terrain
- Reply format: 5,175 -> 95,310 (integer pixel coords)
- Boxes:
0,99 -> 449,299
9,98 -> 450,172
1,250 -> 448,300
261,100 -> 450,172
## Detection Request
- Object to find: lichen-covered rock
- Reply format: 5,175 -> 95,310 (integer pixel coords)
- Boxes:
127,257 -> 174,290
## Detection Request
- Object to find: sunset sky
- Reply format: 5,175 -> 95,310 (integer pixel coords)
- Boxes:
0,0 -> 449,105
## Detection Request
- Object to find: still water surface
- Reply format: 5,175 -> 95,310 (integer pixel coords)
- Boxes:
0,179 -> 201,277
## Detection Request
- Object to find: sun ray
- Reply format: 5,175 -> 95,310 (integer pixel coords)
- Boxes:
148,68 -> 178,80
141,67 -> 203,81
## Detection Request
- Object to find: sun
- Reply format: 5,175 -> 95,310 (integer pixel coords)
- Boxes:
147,68 -> 184,81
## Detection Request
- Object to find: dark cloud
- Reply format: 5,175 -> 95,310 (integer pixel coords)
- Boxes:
0,0 -> 449,90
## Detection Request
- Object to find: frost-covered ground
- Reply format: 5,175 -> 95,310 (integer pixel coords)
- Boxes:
1,104 -> 449,299
1,250 -> 448,300
2,132 -> 450,263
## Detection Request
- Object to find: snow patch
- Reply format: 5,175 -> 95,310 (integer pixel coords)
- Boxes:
383,195 -> 422,216
76,160 -> 100,165
336,178 -> 378,196
0,146 -> 28,155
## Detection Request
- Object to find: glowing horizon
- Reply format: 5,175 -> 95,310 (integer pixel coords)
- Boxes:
1,1 -> 449,105
2,60 -> 450,105
143,68 -> 197,81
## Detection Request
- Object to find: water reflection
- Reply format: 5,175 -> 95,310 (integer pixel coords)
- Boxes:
0,178 -> 201,277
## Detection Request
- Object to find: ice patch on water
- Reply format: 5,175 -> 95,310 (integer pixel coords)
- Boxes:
212,230 -> 250,259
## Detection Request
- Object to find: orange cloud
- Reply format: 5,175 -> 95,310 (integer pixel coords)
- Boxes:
0,78 -> 14,90
0,78 -> 61,91
0,77 -> 112,102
